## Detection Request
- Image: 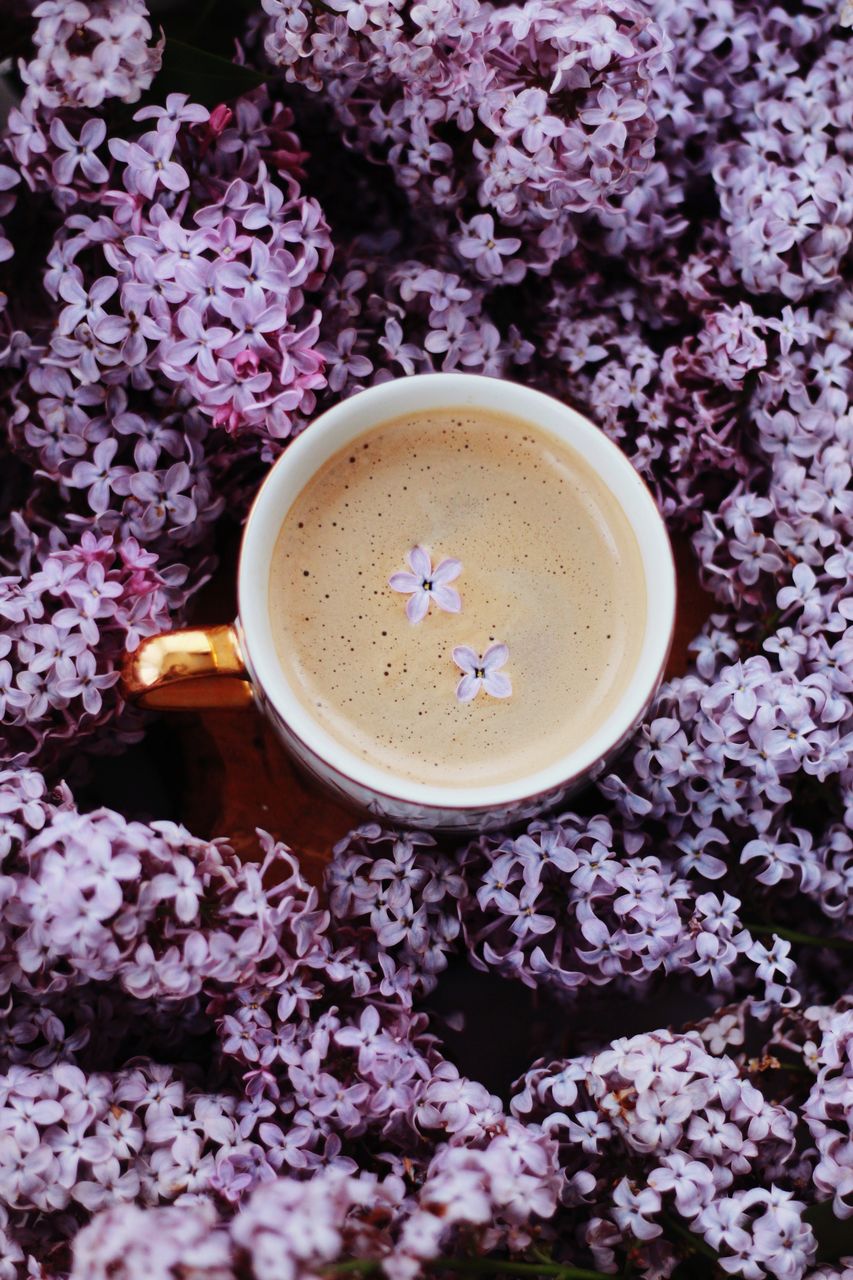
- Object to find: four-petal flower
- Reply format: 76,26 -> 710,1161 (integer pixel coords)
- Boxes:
388,546 -> 462,624
453,643 -> 512,702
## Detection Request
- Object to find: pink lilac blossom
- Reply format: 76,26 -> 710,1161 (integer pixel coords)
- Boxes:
330,817 -> 808,1014
314,249 -> 519,391
14,0 -> 163,125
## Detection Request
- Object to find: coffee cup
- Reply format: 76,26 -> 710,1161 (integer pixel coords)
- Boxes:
122,373 -> 675,830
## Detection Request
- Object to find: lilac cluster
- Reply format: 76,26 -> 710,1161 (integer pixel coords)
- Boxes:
713,37 -> 853,301
0,767 -> 319,998
263,0 -> 671,279
327,825 -> 465,1000
13,0 -> 162,125
0,532 -> 177,765
331,817 -> 805,1012
513,1025 -> 817,1279
0,1058 -> 256,1215
802,1004 -> 853,1221
0,772 -> 571,1275
70,1171 -> 403,1280
533,295 -> 766,523
7,89 -> 331,445
606,653 -> 849,840
0,12 -> 333,767
70,1130 -> 559,1280
39,992 -> 853,1280
317,250 -> 524,391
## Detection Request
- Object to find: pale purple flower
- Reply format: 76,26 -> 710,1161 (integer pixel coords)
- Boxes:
502,89 -> 563,153
455,214 -> 522,279
134,94 -> 209,126
388,546 -> 462,623
50,118 -> 109,186
765,306 -> 819,356
53,651 -> 119,716
579,86 -> 647,149
777,563 -> 819,615
319,328 -> 373,391
453,643 -> 511,702
108,132 -> 188,199
57,275 -> 118,335
162,307 -> 232,382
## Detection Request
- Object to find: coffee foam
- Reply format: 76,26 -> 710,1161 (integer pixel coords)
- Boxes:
269,408 -> 647,788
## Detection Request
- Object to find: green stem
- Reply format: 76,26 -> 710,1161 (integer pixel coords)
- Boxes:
322,1258 -> 619,1280
438,1260 -> 616,1280
661,1214 -> 720,1266
745,922 -> 853,952
325,1266 -> 377,1275
767,1060 -> 814,1076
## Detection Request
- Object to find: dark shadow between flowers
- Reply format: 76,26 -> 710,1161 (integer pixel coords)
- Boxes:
425,960 -> 719,1103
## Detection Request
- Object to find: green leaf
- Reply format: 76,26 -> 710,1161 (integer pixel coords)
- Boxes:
804,1200 -> 853,1263
154,38 -> 266,107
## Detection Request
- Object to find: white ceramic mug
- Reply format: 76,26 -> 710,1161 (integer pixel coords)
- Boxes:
123,373 -> 676,830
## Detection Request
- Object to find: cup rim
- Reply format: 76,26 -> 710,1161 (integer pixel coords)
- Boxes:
238,373 -> 676,811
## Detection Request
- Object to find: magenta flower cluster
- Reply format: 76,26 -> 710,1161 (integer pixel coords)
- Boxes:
0,0 -> 851,1279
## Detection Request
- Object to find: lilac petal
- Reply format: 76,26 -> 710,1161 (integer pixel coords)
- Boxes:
407,545 -> 431,578
406,591 -> 430,624
452,646 -> 479,675
389,572 -> 419,593
431,558 -> 462,585
81,118 -> 107,148
94,315 -> 130,343
482,642 -> 509,671
456,674 -> 481,703
483,671 -> 512,698
431,585 -> 461,613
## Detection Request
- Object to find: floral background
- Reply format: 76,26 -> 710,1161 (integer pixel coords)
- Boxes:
0,0 -> 851,1277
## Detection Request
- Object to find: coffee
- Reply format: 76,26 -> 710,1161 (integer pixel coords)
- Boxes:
269,408 -> 646,789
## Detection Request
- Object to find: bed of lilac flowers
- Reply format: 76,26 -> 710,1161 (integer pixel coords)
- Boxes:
0,0 -> 851,1277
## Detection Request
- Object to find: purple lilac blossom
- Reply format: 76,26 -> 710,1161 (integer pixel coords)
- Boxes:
452,643 -> 512,701
389,546 -> 463,623
0,529 -> 179,767
7,91 -> 332,446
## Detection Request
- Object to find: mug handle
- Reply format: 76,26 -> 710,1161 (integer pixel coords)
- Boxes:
121,624 -> 253,709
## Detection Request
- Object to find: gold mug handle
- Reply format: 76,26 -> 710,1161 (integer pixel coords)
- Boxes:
121,624 -> 253,709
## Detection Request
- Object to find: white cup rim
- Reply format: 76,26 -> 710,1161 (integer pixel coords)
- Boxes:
238,373 -> 675,811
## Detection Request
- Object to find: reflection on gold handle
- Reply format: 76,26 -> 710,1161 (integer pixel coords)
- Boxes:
121,624 -> 253,709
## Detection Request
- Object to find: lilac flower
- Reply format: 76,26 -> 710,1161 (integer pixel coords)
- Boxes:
455,214 -> 522,281
53,651 -> 119,716
453,644 -> 511,702
162,307 -> 232,382
388,546 -> 462,623
502,90 -> 563,153
108,133 -> 189,199
50,118 -> 109,186
579,87 -> 648,151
